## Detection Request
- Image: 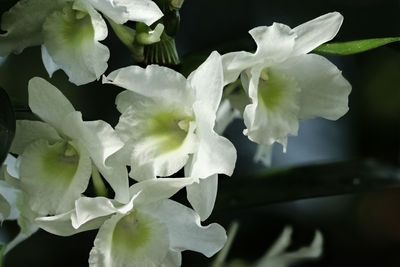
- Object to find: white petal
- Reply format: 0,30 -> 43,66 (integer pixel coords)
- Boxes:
0,0 -> 68,56
10,120 -> 61,155
186,174 -> 218,221
28,77 -> 75,131
129,177 -> 194,206
42,1 -> 109,85
35,210 -> 106,236
71,193 -> 149,230
221,51 -> 256,85
88,211 -> 170,267
41,45 -> 60,77
62,112 -> 129,203
190,102 -> 237,178
249,23 -> 295,63
188,51 -> 224,113
275,54 -> 351,120
105,65 -> 193,102
292,12 -> 343,56
143,199 -> 227,257
19,139 -> 92,214
243,65 -> 300,149
86,0 -> 163,25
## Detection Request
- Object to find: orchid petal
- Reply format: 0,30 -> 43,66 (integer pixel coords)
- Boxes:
0,0 -> 69,56
143,199 -> 227,258
188,51 -> 224,113
35,210 -> 106,236
186,174 -> 218,221
28,77 -> 75,132
292,12 -> 343,56
274,54 -> 351,120
86,0 -> 163,25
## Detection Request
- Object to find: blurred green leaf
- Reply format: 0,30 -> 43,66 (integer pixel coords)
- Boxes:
314,37 -> 400,55
215,159 -> 400,212
0,87 -> 16,165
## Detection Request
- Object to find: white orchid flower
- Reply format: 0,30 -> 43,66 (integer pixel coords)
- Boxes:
103,51 -> 237,221
0,0 -> 163,85
36,178 -> 227,267
10,77 -> 129,215
222,12 -> 351,150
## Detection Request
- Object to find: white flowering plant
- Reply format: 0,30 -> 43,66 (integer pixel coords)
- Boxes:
0,0 -> 399,266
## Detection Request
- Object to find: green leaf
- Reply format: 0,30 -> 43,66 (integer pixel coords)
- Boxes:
313,37 -> 400,55
215,159 -> 400,212
0,87 -> 16,165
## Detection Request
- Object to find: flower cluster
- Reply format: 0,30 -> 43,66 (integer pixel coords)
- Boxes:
0,2 -> 351,265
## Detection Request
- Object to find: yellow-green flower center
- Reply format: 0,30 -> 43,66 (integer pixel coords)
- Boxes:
148,110 -> 193,152
258,68 -> 286,110
112,211 -> 151,253
41,141 -> 79,182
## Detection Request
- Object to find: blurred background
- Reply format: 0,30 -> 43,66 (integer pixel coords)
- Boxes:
1,0 -> 400,266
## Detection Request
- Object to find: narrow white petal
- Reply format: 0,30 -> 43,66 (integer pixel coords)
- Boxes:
129,177 -> 194,205
143,199 -> 227,257
186,174 -> 218,221
10,120 -> 61,155
188,51 -> 224,113
274,54 -> 351,120
292,12 -> 343,56
105,65 -> 193,102
88,211 -> 170,267
42,1 -> 109,85
86,0 -> 163,25
28,77 -> 75,131
35,210 -> 106,236
0,0 -> 69,56
19,139 -> 92,214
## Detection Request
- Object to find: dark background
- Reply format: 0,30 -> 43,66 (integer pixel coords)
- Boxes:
1,0 -> 400,266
